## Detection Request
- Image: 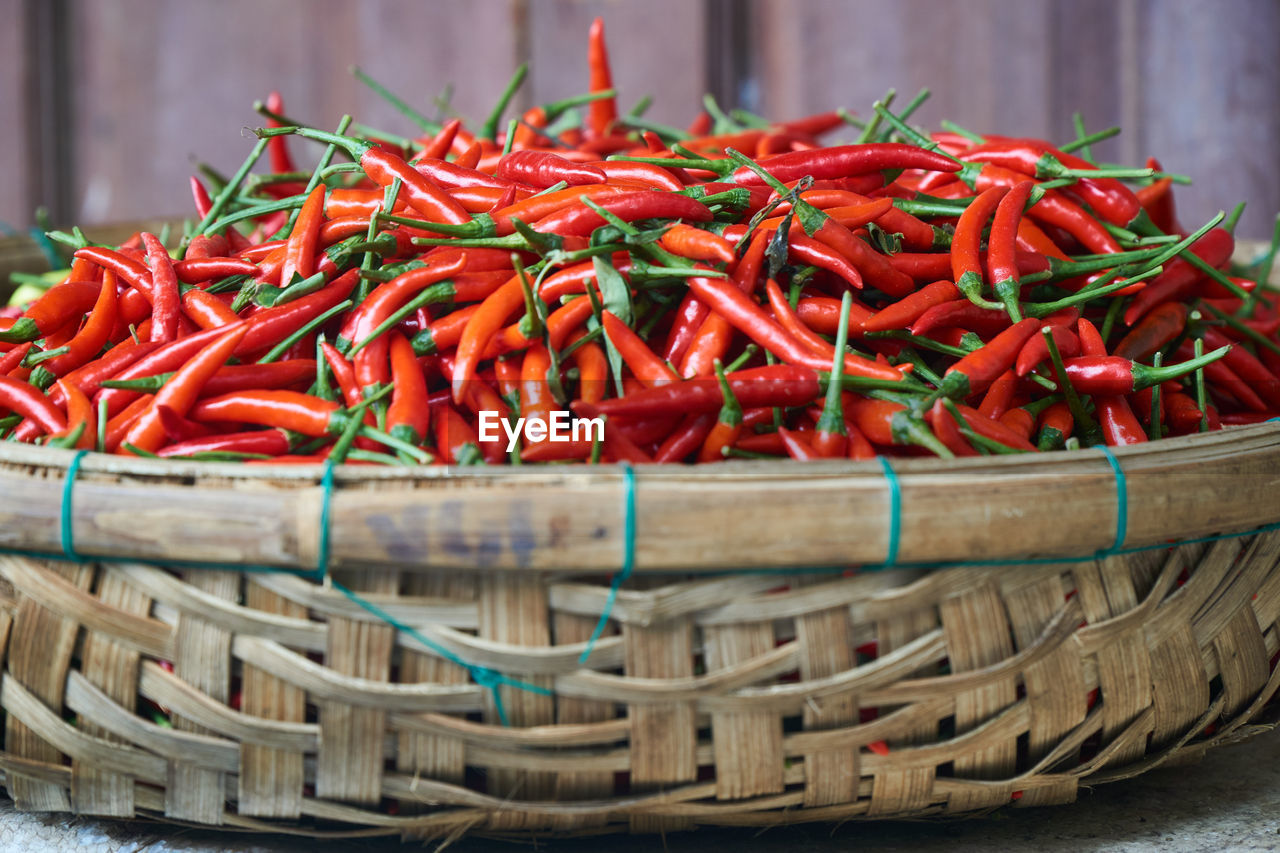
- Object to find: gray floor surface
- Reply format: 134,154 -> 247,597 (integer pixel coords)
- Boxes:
2,727 -> 1277,852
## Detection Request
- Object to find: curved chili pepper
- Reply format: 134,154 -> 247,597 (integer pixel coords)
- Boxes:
659,224 -> 735,265
1201,326 -> 1280,409
1122,227 -> 1235,325
602,311 -> 677,387
279,184 -> 326,287
785,231 -> 864,290
1172,339 -> 1267,412
951,184 -> 1007,309
1015,324 -> 1080,377
1113,302 -> 1187,361
973,163 -> 1120,255
697,361 -> 743,462
53,379 -> 96,450
586,17 -> 618,138
496,150 -> 606,189
271,127 -> 471,225
190,389 -> 376,442
1036,400 -> 1073,450
938,318 -> 1040,399
652,410 -> 716,463
386,331 -> 430,445
977,369 -> 1018,420
590,364 -> 820,418
1063,349 -> 1229,395
237,268 -> 359,357
986,180 -> 1035,320
598,161 -> 685,192
181,289 -> 240,330
730,143 -> 961,185
135,233 -> 177,344
452,274 -> 525,403
774,426 -> 819,460
122,323 -> 249,454
863,280 -> 959,333
42,273 -> 119,377
342,256 -> 468,350
911,300 -> 1010,338
678,232 -> 767,377
96,324 -> 248,419
158,428 -> 291,458
928,398 -> 978,457
846,397 -> 952,456
686,276 -> 903,381
765,278 -> 845,360
0,281 -> 102,344
0,375 -> 66,436
530,191 -> 712,237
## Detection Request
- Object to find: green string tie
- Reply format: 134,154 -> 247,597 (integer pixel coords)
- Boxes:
578,462 -> 635,665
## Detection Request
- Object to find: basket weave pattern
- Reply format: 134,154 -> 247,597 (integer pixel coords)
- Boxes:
0,530 -> 1276,839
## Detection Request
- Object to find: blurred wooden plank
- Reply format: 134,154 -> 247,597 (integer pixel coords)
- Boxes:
2,1 -> 33,229
526,1 -> 708,130
1130,0 -> 1280,241
1047,0 -> 1125,165
66,0 -> 522,226
752,0 -> 1054,137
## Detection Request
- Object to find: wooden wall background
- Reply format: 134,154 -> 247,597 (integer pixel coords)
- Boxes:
3,0 -> 1279,240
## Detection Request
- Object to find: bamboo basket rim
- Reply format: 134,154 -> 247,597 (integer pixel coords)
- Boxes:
0,419 -> 1277,575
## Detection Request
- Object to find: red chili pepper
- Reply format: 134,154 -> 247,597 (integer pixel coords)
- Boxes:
1123,228 -> 1234,325
236,268 -> 359,357
1063,349 -> 1229,396
977,369 -> 1018,420
1015,324 -> 1080,377
0,375 -> 66,436
189,389 -> 344,437
697,361 -> 743,462
785,231 -> 864,290
927,398 -> 978,457
677,232 -> 767,377
1201,326 -> 1280,409
496,149 -> 606,189
122,323 -> 249,454
951,184 -> 1007,309
602,311 -> 678,387
158,428 -> 291,458
385,331 -> 430,445
654,410 -> 717,462
279,184 -> 326,287
731,143 -> 961,185
911,300 -> 1010,337
1112,302 -> 1187,361
586,17 -> 618,138
42,272 -> 120,377
590,364 -> 820,418
0,281 -> 102,343
181,289 -> 240,330
686,276 -> 904,382
973,164 -> 1120,254
530,191 -> 713,237
95,324 -> 248,419
281,127 -> 471,225
1172,339 -> 1267,412
862,280 -> 959,333
986,180 -> 1035,318
53,379 -> 96,450
659,224 -> 736,265
139,232 -> 180,343
939,318 -> 1040,399
776,426 -> 820,461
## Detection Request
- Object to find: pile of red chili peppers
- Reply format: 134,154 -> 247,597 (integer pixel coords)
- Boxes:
5,19 -> 1279,464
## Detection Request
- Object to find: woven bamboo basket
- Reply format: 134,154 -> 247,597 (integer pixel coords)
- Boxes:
0,237 -> 1276,842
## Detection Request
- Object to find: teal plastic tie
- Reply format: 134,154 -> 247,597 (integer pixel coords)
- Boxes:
1096,445 -> 1128,558
329,577 -> 551,727
60,449 -> 89,562
878,455 -> 900,569
579,462 -> 635,665
311,459 -> 336,582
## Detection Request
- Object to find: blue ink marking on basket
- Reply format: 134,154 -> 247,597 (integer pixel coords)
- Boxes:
60,449 -> 89,562
1095,445 -> 1127,558
579,461 -> 635,665
878,455 -> 900,570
